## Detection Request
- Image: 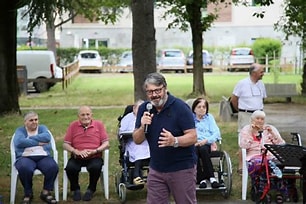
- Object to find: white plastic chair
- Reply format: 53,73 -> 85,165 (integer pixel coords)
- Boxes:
62,149 -> 109,200
10,131 -> 59,204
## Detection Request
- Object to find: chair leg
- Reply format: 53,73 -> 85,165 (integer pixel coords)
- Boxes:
242,148 -> 248,200
102,166 -> 109,199
63,171 -> 68,201
54,175 -> 59,201
10,170 -> 18,204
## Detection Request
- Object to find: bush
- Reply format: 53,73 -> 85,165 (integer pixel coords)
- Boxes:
252,38 -> 282,64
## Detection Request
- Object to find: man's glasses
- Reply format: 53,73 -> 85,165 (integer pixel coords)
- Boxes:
145,86 -> 164,95
29,118 -> 38,122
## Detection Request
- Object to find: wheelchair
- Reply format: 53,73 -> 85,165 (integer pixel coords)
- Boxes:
114,105 -> 149,203
250,133 -> 303,204
196,140 -> 233,199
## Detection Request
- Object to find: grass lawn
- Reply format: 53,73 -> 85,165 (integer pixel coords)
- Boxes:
0,72 -> 304,203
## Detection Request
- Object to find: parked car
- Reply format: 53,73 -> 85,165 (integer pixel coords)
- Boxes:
77,50 -> 103,73
228,47 -> 255,72
17,50 -> 61,92
186,50 -> 213,72
156,49 -> 186,73
117,51 -> 133,73
186,50 -> 213,66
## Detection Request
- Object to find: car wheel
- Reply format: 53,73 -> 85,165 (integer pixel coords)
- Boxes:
34,78 -> 50,93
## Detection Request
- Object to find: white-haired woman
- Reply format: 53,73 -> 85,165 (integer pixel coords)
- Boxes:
239,110 -> 288,203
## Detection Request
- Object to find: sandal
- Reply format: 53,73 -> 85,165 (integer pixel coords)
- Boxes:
133,177 -> 145,185
40,191 -> 57,204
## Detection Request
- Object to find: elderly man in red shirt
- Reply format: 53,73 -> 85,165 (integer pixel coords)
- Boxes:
63,106 -> 109,201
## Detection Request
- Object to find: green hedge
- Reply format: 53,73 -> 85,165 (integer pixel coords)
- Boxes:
252,38 -> 282,64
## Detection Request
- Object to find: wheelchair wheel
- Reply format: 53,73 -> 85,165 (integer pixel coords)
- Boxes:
118,183 -> 127,203
219,150 -> 232,198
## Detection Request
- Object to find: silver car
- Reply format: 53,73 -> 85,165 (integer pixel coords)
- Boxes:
117,51 -> 133,73
78,50 -> 103,73
157,49 -> 186,73
228,47 -> 255,72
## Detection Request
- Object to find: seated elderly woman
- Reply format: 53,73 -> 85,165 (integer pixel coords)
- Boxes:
239,110 -> 288,202
191,97 -> 224,189
119,100 -> 150,185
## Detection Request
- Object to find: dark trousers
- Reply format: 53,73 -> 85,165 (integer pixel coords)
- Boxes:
15,156 -> 59,197
65,157 -> 103,192
133,160 -> 142,178
196,144 -> 214,183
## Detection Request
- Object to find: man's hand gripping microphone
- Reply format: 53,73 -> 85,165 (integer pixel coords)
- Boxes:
144,103 -> 153,133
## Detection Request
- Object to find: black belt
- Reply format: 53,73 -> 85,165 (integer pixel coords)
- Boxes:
238,109 -> 257,113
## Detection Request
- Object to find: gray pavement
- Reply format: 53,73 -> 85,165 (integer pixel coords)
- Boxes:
264,103 -> 306,138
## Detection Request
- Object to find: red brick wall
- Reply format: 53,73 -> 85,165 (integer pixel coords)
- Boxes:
208,0 -> 232,22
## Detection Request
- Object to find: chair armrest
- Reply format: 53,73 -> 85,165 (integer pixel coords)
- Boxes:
103,149 -> 109,167
53,149 -> 58,164
63,150 -> 68,167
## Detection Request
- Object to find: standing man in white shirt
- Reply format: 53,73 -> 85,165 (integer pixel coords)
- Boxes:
230,63 -> 267,174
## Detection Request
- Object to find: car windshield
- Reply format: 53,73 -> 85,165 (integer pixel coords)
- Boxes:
232,49 -> 251,55
80,53 -> 97,59
122,52 -> 132,59
164,51 -> 182,57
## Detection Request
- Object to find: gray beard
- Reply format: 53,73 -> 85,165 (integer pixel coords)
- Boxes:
152,94 -> 168,108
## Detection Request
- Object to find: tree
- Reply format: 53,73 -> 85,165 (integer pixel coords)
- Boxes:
131,0 -> 157,101
0,1 -> 23,115
22,0 -> 155,101
156,0 -> 222,97
251,0 -> 305,95
2,0 -> 155,115
273,0 -> 306,95
23,0 -> 124,60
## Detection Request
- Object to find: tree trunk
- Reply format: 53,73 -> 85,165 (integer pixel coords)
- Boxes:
186,0 -> 206,97
0,1 -> 20,115
131,0 -> 156,101
46,19 -> 58,64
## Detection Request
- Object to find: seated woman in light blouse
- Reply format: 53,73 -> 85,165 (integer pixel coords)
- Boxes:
119,100 -> 150,185
191,97 -> 223,189
239,110 -> 289,201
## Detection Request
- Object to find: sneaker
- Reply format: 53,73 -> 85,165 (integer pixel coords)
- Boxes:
82,189 -> 93,201
211,181 -> 224,188
276,193 -> 284,204
199,180 -> 207,188
73,189 -> 81,201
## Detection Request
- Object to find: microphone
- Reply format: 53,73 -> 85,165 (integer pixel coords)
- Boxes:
144,103 -> 153,133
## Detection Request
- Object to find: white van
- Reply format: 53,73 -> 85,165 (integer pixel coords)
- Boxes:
17,50 -> 62,92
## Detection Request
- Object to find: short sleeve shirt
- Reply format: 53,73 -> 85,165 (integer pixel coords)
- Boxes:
64,120 -> 109,158
135,93 -> 197,173
233,77 -> 267,110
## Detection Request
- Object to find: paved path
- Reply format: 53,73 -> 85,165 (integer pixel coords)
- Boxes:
264,103 -> 306,137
